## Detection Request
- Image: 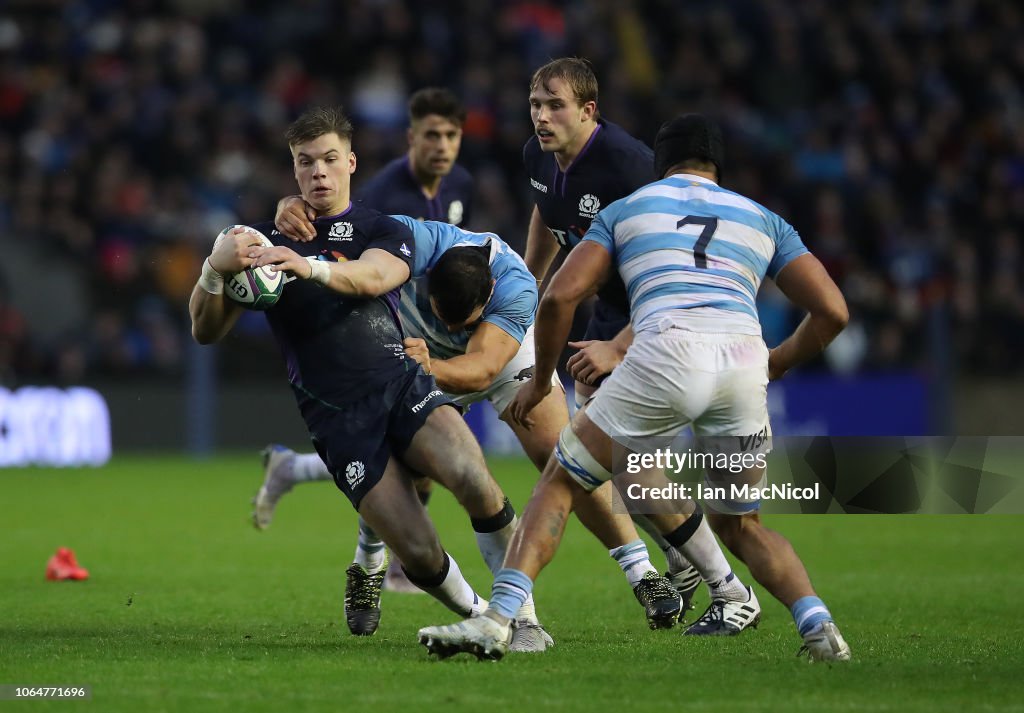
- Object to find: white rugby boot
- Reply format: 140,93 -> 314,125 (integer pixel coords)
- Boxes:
418,613 -> 513,661
252,445 -> 296,530
508,620 -> 554,653
798,621 -> 852,662
683,585 -> 761,636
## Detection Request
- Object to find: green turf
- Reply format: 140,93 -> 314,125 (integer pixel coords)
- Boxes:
1,455 -> 1022,712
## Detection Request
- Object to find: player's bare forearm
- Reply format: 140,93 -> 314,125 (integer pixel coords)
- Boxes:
189,285 -> 241,344
432,324 -> 520,393
535,241 -> 609,381
429,354 -> 499,394
533,295 -> 578,384
274,248 -> 409,298
190,234 -> 254,344
769,312 -> 847,380
770,253 -> 849,379
321,261 -> 389,297
524,206 -> 559,286
274,194 -> 316,242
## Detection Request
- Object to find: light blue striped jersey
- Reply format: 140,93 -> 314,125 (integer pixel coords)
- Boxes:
390,216 -> 538,359
582,174 -> 808,336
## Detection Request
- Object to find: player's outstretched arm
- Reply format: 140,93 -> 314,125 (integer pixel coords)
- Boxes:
253,245 -> 410,298
274,194 -> 317,242
768,253 -> 849,380
315,247 -> 411,298
429,322 -> 522,394
189,227 -> 257,344
509,241 -> 611,427
523,205 -> 560,289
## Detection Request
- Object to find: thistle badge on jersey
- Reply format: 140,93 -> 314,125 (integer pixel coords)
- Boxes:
329,222 -> 354,240
447,200 -> 464,225
578,193 -> 601,218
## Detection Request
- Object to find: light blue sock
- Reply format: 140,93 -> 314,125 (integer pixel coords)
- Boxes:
490,568 -> 534,620
791,595 -> 833,636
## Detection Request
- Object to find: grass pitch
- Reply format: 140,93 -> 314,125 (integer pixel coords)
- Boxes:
1,454 -> 1022,712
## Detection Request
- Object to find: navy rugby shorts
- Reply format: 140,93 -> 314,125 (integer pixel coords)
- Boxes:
305,370 -> 454,508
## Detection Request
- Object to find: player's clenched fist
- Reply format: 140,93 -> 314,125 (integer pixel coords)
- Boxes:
404,337 -> 431,374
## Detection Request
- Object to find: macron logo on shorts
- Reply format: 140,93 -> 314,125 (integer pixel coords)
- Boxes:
411,389 -> 444,413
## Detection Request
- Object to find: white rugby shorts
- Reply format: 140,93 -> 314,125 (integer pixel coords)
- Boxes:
582,327 -> 772,513
446,324 -> 562,416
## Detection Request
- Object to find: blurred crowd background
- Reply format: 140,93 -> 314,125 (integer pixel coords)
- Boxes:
1,0 -> 1021,388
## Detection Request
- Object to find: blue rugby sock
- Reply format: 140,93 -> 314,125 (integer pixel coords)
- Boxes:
791,595 -> 833,636
490,568 -> 534,620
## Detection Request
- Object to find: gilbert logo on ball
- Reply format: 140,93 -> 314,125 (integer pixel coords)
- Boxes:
218,225 -> 285,310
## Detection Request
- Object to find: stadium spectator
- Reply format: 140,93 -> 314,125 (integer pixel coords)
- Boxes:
0,0 -> 1020,382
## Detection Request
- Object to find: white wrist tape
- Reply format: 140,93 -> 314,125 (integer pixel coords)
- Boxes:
198,258 -> 225,295
307,257 -> 330,286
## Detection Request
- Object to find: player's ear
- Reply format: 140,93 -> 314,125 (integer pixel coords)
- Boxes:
348,151 -> 357,174
580,100 -> 597,123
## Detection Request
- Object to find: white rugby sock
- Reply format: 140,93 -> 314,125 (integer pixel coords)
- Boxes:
353,518 -> 386,574
663,544 -> 693,575
411,553 -> 487,617
632,514 -> 694,574
475,522 -> 513,576
678,518 -> 748,601
664,511 -> 748,600
708,571 -> 749,603
292,453 -> 332,482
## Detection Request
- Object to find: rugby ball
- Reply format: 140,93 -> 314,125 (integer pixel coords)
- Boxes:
219,226 -> 284,311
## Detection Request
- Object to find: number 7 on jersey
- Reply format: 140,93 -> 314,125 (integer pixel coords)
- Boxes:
676,216 -> 719,269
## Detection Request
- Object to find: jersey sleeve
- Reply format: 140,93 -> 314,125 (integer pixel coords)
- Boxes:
481,273 -> 538,344
581,203 -> 619,259
765,212 -> 809,279
366,215 -> 415,270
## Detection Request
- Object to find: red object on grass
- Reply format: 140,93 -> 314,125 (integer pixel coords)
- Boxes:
45,547 -> 89,581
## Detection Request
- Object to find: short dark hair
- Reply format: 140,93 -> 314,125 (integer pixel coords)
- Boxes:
285,106 -> 354,148
428,246 -> 492,325
530,57 -> 599,109
408,88 -> 466,126
653,114 -> 725,182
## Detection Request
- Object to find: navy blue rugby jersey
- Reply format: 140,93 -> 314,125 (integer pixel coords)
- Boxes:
523,119 -> 654,315
356,156 -> 473,226
251,204 -> 416,409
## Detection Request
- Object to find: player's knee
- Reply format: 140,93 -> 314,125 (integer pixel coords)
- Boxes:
554,423 -> 612,492
392,537 -> 444,579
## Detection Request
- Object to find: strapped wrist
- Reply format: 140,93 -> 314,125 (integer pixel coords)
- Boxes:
198,258 -> 225,295
306,258 -> 330,285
